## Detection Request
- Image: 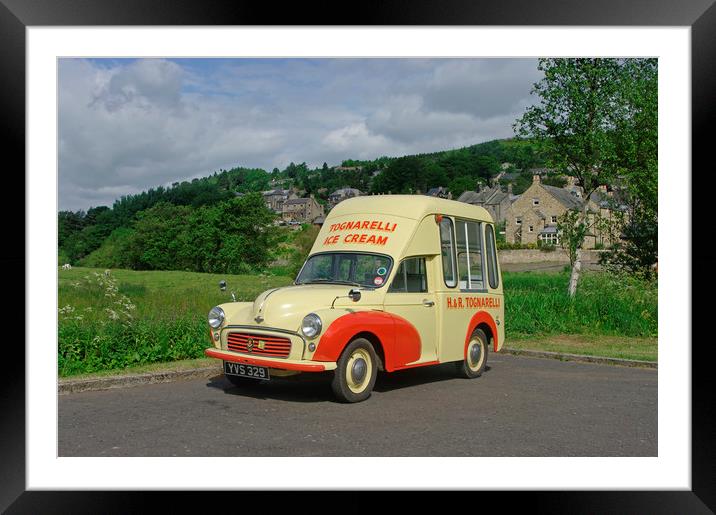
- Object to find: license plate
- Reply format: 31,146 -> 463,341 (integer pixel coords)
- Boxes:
224,361 -> 270,380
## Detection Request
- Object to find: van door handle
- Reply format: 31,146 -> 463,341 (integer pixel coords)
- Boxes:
422,299 -> 435,307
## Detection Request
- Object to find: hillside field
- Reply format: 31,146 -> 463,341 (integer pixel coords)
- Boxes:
58,267 -> 657,376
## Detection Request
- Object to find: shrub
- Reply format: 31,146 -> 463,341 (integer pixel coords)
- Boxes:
537,241 -> 557,252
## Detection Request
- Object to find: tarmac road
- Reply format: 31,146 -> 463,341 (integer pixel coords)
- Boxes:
58,354 -> 657,457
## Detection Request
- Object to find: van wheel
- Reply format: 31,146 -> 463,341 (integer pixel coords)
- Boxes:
331,338 -> 378,403
456,328 -> 488,379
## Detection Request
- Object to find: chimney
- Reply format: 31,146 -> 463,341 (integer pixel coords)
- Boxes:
507,183 -> 513,194
533,174 -> 541,184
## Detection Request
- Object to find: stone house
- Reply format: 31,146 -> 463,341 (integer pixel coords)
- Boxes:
263,189 -> 296,213
457,184 -> 513,223
505,174 -> 622,248
282,195 -> 325,223
328,187 -> 362,208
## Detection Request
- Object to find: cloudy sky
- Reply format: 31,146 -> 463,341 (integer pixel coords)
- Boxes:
58,58 -> 542,211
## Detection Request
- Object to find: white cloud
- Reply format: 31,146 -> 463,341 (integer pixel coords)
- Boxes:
58,58 -> 540,210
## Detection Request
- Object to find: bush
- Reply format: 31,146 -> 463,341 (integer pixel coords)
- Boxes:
537,241 -> 556,252
497,241 -> 546,251
58,315 -> 209,376
56,270 -> 199,376
58,268 -> 295,377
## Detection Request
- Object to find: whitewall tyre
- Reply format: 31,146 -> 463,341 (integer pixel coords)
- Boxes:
331,338 -> 378,403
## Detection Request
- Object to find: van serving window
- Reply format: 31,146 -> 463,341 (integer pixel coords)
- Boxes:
439,218 -> 457,288
388,257 -> 427,293
455,219 -> 484,290
485,224 -> 499,289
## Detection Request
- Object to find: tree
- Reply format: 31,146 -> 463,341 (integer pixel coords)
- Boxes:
58,210 -> 86,247
557,209 -> 589,269
515,58 -> 639,297
370,156 -> 427,194
600,206 -> 657,278
600,59 -> 658,277
448,176 -> 475,198
473,155 -> 500,181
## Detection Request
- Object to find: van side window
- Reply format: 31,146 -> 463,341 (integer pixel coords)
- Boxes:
439,218 -> 457,288
389,257 -> 427,293
455,219 -> 484,290
485,224 -> 499,289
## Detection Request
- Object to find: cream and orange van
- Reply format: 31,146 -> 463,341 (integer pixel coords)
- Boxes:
205,195 -> 504,403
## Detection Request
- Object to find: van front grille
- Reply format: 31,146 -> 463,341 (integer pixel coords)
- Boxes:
226,332 -> 291,358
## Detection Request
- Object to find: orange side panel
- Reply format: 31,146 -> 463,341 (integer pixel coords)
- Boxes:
314,311 -> 422,372
464,311 -> 499,356
389,313 -> 423,370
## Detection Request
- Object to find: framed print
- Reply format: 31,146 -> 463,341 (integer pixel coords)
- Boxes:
3,0 -> 713,512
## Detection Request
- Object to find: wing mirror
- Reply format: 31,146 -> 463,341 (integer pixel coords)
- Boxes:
331,288 -> 364,309
219,279 -> 236,302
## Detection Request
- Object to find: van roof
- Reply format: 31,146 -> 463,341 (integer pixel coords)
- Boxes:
328,194 -> 493,223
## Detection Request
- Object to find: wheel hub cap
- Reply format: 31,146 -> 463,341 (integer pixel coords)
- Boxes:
470,342 -> 482,366
351,358 -> 367,383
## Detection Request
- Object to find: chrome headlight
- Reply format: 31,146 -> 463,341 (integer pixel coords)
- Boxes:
301,313 -> 322,338
208,306 -> 225,329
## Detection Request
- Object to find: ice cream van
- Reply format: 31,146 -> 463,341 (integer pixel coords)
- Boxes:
205,194 -> 504,403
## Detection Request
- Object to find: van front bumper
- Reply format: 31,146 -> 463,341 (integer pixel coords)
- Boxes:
205,348 -> 337,372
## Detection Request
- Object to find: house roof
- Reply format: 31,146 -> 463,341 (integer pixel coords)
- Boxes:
457,190 -> 482,203
263,189 -> 289,196
457,186 -> 508,206
542,184 -> 584,209
485,189 -> 508,205
284,198 -> 312,205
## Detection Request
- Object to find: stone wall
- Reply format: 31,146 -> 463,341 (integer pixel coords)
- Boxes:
497,249 -> 604,264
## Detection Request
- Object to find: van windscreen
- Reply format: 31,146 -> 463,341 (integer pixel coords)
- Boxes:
296,252 -> 393,288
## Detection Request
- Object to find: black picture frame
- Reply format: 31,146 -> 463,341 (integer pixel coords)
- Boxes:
3,0 -> 712,512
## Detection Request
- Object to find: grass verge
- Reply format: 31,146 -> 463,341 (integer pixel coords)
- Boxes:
58,267 -> 657,376
58,357 -> 220,382
505,334 -> 657,362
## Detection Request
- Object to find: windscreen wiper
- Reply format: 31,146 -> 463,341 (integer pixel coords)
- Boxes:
302,279 -> 362,287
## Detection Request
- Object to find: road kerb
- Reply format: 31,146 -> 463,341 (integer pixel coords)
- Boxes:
59,349 -> 656,394
501,347 -> 657,369
59,364 -> 223,395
